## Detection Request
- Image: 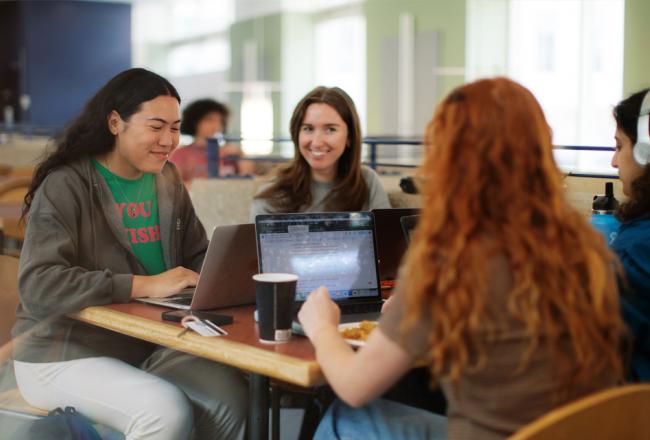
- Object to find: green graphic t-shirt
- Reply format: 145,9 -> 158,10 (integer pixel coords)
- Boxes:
93,160 -> 166,275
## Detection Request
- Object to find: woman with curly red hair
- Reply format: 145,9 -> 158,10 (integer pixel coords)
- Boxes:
298,77 -> 624,439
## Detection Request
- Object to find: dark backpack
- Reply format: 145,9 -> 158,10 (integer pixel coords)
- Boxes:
26,407 -> 103,440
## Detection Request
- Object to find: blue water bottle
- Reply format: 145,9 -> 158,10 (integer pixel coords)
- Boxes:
590,182 -> 620,245
206,137 -> 220,178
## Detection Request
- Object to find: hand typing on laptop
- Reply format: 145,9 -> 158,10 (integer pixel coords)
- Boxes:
130,266 -> 199,299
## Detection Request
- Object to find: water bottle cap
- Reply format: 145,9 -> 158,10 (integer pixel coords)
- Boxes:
592,182 -> 619,211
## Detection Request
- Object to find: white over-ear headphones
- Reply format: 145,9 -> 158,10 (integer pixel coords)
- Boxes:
633,90 -> 650,166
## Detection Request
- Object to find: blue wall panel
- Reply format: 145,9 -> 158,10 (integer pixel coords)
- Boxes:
0,2 -> 22,122
22,1 -> 131,126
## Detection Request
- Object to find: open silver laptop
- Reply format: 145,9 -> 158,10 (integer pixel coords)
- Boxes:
136,223 -> 258,310
254,211 -> 383,323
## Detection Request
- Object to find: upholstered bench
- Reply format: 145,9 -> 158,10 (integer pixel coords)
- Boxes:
189,175 -> 422,234
186,174 -> 616,236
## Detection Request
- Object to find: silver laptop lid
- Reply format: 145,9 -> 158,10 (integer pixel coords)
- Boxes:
135,223 -> 257,310
191,223 -> 257,310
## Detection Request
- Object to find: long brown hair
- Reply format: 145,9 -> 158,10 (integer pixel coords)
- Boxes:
255,86 -> 368,212
403,78 -> 623,390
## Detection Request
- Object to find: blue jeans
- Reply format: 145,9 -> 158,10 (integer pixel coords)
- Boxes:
314,398 -> 448,440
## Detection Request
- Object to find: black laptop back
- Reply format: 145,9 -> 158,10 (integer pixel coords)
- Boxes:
372,208 -> 420,285
400,214 -> 420,243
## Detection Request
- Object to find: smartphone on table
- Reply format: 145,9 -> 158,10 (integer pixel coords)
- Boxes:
161,310 -> 233,326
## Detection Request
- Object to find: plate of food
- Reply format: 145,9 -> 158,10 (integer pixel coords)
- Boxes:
339,320 -> 378,347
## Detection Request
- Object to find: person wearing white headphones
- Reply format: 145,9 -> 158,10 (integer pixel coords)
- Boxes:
610,88 -> 650,382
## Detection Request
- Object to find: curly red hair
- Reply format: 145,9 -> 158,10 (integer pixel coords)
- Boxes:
403,77 -> 623,390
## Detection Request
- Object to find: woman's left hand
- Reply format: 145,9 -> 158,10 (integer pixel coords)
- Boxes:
298,286 -> 341,340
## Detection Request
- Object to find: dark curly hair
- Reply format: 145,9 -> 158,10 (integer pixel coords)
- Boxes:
23,68 -> 180,218
614,88 -> 650,222
180,99 -> 230,136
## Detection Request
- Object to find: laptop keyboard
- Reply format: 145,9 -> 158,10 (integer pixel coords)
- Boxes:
165,291 -> 194,306
339,302 -> 382,314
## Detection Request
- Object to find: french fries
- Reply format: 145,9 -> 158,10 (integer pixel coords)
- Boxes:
340,320 -> 378,341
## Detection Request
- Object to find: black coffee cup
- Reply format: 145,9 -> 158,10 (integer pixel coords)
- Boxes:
253,273 -> 298,343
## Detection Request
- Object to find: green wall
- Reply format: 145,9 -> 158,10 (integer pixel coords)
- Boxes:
624,0 -> 650,95
227,1 -> 467,138
279,12 -> 315,139
364,0 -> 466,135
226,0 -> 647,138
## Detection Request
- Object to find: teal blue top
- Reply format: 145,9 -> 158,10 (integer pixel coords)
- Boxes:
611,217 -> 650,381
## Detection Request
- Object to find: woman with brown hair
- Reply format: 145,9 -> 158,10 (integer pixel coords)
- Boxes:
298,77 -> 624,439
250,86 -> 389,219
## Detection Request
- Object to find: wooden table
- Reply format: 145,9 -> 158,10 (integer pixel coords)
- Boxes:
69,303 -> 324,440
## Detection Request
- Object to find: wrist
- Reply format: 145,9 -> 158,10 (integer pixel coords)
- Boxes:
309,323 -> 339,346
130,275 -> 147,298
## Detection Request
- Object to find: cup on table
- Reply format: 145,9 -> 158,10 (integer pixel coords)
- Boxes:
253,273 -> 298,344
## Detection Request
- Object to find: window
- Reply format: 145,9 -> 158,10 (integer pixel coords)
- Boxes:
168,36 -> 230,77
467,0 -> 624,175
132,0 -> 234,76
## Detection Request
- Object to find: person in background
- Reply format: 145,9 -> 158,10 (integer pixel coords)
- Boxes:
13,68 -> 247,439
610,88 -> 650,382
170,98 -> 253,181
298,77 -> 624,440
250,86 -> 390,220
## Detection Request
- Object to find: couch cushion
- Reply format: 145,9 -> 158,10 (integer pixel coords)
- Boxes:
189,178 -> 263,233
188,175 -> 423,234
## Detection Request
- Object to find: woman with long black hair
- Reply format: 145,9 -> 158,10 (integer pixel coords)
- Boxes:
13,68 -> 247,439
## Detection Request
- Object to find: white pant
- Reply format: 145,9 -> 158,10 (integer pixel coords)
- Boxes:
14,350 -> 248,440
15,357 -> 191,439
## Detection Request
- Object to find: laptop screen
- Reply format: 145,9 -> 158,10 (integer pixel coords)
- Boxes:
255,212 -> 381,302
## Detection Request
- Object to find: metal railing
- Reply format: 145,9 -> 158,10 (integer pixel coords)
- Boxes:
217,136 -> 618,179
554,145 -> 616,179
0,125 -> 618,179
0,123 -> 62,138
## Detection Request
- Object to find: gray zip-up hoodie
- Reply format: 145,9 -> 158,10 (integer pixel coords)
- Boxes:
12,158 -> 208,364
